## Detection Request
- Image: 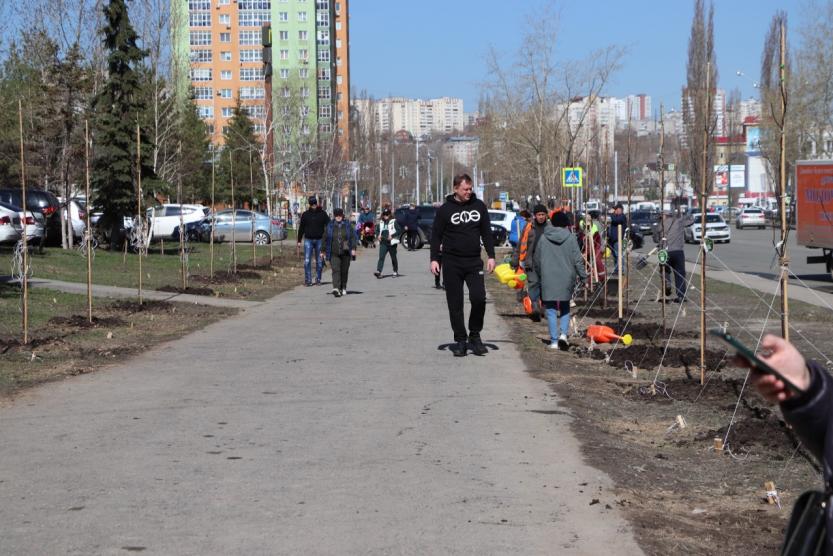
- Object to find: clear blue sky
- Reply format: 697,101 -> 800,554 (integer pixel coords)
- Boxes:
350,0 -> 807,114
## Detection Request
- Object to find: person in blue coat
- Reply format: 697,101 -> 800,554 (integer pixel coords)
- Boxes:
323,208 -> 357,297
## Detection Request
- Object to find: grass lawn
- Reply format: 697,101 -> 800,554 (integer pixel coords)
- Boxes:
23,240 -> 303,301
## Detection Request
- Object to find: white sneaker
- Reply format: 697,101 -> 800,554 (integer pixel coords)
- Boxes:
341,289 -> 347,296
557,334 -> 569,351
549,342 -> 560,350
332,288 -> 340,295
393,272 -> 399,277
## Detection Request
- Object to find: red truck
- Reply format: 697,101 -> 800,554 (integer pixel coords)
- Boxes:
796,160 -> 833,279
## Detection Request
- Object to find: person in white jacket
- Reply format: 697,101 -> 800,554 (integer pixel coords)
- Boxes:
374,208 -> 401,278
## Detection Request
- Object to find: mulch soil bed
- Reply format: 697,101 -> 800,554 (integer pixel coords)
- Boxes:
489,260 -> 831,555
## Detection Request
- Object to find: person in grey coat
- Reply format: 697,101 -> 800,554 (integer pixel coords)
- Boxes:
652,212 -> 687,302
533,211 -> 587,350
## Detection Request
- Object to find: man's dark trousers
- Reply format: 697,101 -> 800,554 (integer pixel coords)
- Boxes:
442,255 -> 486,342
665,250 -> 686,300
331,253 -> 351,291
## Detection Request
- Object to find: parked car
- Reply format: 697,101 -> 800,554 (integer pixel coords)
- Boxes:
630,211 -> 658,236
488,209 -> 521,246
685,213 -> 731,243
394,205 -> 437,248
209,209 -> 285,244
490,224 -> 507,247
0,188 -> 61,244
61,198 -> 87,241
735,207 -> 767,230
147,204 -> 209,241
0,203 -> 23,246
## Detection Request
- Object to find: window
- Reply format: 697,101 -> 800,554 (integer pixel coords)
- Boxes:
298,30 -> 308,40
240,67 -> 264,81
278,12 -> 288,22
317,85 -> 330,99
191,68 -> 212,81
319,105 -> 331,118
221,107 -> 234,118
240,49 -> 262,62
190,49 -> 212,62
239,31 -> 259,45
278,30 -> 288,41
300,106 -> 310,116
189,0 -> 211,8
237,0 -> 270,8
335,2 -> 341,13
317,68 -> 330,80
335,39 -> 341,48
218,0 -> 230,5
219,88 -> 233,98
193,87 -> 213,100
302,124 -> 311,135
279,49 -> 289,60
336,75 -> 342,85
222,126 -> 230,134
298,49 -> 308,60
335,22 -> 341,31
240,87 -> 265,99
219,14 -> 230,25
301,86 -> 310,98
239,11 -> 270,27
244,105 -> 266,119
299,68 -> 309,79
282,87 -> 290,97
219,32 -> 231,43
279,68 -> 289,79
198,105 -> 214,118
220,51 -> 232,61
189,31 -> 211,46
298,11 -> 308,22
316,1 -> 329,8
189,12 -> 211,26
252,123 -> 265,134
220,70 -> 232,80
317,49 -> 329,62
206,124 -> 215,134
317,12 -> 329,26
319,122 -> 332,133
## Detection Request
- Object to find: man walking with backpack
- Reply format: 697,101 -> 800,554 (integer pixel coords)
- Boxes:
430,174 -> 495,357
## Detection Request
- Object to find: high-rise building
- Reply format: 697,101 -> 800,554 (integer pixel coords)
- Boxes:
173,0 -> 348,156
352,96 -> 465,138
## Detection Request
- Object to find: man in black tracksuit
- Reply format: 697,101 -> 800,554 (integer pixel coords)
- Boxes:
430,174 -> 496,357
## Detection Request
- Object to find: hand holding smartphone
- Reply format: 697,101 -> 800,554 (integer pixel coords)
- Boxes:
710,330 -> 806,395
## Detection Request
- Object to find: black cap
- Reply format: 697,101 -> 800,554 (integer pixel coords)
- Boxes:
533,204 -> 548,215
308,195 -> 318,205
382,208 -> 391,216
551,212 -> 570,228
333,207 -> 344,217
614,203 -> 624,210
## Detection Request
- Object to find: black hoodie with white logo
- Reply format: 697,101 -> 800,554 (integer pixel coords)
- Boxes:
431,193 -> 495,261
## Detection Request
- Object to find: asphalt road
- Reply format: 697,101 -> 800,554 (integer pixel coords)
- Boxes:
635,225 -> 833,294
0,248 -> 641,555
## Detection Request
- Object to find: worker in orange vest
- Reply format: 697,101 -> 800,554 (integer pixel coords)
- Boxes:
512,204 -> 550,322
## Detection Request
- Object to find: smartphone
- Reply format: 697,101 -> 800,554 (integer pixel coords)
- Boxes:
709,329 -> 803,394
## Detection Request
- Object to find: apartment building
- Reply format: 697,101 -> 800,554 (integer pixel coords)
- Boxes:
174,0 -> 348,155
353,96 -> 465,138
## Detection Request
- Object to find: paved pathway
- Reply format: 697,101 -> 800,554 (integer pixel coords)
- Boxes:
0,247 -> 642,555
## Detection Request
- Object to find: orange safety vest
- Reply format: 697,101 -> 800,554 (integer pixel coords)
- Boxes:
518,221 -> 533,264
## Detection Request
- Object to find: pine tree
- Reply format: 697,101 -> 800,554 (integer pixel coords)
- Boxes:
174,94 -> 211,203
91,0 -> 153,247
219,97 -> 261,207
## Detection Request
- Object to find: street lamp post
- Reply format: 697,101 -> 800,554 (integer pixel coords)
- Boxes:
426,152 -> 433,205
415,137 -> 420,205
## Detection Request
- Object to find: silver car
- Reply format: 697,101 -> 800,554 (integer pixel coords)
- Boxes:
211,209 -> 287,245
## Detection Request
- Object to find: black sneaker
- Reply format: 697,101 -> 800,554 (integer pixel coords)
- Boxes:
449,341 -> 467,357
469,337 -> 488,356
530,311 -> 541,322
374,271 -> 381,278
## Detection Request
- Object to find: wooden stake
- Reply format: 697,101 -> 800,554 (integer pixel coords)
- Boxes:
136,123 -> 143,305
700,61 -> 712,386
18,99 -> 29,345
250,149 -> 256,267
617,224 -> 623,322
658,105 -> 667,332
178,141 -> 186,290
230,150 -> 237,275
778,20 -> 790,342
765,481 -> 778,505
84,120 -> 93,323
713,437 -> 724,452
210,145 -> 215,279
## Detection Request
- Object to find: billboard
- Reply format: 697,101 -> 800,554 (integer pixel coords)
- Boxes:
713,165 -> 728,193
730,166 -> 745,189
745,126 -> 761,154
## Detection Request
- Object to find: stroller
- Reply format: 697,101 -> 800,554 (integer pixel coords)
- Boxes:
359,221 -> 376,248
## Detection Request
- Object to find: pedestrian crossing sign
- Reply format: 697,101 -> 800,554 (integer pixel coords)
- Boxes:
562,167 -> 583,188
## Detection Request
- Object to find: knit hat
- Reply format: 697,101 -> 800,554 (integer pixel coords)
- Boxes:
308,195 -> 318,205
533,204 -> 548,215
382,208 -> 391,216
333,207 -> 344,217
551,211 -> 570,228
